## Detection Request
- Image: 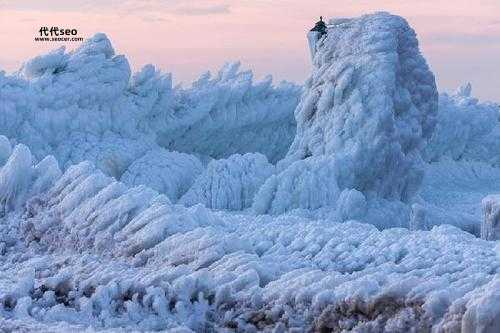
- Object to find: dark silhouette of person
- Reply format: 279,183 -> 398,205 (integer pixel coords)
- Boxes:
310,16 -> 327,37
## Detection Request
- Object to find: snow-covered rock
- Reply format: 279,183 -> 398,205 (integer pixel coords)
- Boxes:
285,12 -> 438,202
180,153 -> 274,210
335,188 -> 367,221
481,195 -> 500,241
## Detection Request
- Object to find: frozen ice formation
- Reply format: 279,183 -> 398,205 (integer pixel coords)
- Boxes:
0,141 -> 61,213
481,195 -> 500,240
0,10 -> 500,332
155,62 -> 300,164
180,153 -> 274,210
424,83 -> 500,165
252,156 -> 340,215
286,12 -> 438,202
0,143 -> 498,331
0,33 -> 299,185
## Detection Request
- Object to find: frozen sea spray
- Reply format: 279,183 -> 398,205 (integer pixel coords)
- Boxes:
285,12 -> 438,201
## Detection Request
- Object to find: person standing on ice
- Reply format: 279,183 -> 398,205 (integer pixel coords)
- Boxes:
310,16 -> 327,38
307,16 -> 327,59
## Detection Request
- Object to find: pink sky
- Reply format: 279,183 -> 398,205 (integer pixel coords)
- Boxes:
0,0 -> 499,101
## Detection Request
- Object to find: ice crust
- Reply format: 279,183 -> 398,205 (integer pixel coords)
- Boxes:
0,11 -> 499,332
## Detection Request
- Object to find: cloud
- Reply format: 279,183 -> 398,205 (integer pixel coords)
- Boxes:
174,4 -> 230,16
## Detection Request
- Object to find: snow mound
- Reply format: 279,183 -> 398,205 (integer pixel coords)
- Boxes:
121,149 -> 203,202
23,162 -> 175,254
180,153 -> 274,210
481,195 -> 500,240
21,47 -> 68,79
285,12 -> 438,202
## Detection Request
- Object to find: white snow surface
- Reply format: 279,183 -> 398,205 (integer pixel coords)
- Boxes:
0,11 -> 500,332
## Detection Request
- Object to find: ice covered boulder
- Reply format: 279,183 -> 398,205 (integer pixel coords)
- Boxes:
180,153 -> 274,210
252,156 -> 340,215
285,12 -> 438,201
335,188 -> 367,221
121,149 -> 203,202
481,195 -> 500,241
